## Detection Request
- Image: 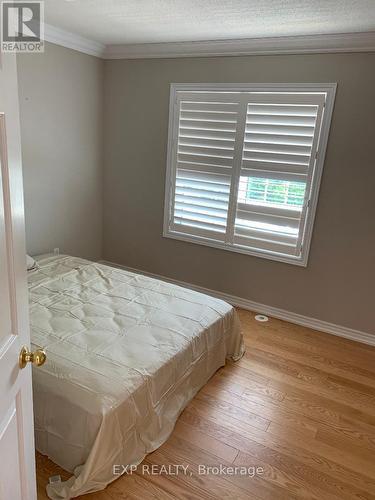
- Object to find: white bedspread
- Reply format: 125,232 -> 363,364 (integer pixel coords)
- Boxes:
28,255 -> 244,499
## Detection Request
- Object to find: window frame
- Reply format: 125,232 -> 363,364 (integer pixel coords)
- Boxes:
163,83 -> 336,267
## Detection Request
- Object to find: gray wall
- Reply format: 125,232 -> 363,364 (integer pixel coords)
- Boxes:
103,53 -> 375,334
17,43 -> 104,260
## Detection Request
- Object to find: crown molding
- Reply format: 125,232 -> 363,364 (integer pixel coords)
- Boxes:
104,31 -> 375,59
42,25 -> 375,60
44,23 -> 105,58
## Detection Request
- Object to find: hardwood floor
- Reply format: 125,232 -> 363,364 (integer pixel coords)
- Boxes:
36,309 -> 375,499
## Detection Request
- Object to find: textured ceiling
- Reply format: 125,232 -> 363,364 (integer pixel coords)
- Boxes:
44,0 -> 375,45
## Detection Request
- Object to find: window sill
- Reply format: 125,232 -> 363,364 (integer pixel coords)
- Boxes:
163,228 -> 309,267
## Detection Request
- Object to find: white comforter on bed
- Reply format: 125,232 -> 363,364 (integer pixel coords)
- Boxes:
28,255 -> 244,499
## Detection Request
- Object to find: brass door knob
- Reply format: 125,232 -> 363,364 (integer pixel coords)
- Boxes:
19,346 -> 46,369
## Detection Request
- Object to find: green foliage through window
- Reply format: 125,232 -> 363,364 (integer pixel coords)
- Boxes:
243,177 -> 306,208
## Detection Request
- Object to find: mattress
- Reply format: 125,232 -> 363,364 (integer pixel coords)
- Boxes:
28,255 -> 244,499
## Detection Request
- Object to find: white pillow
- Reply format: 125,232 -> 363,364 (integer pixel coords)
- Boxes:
26,254 -> 37,271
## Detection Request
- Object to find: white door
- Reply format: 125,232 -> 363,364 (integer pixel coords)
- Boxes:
0,52 -> 37,500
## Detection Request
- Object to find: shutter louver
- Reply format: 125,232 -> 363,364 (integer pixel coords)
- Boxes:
233,95 -> 324,256
165,85 -> 334,265
171,98 -> 240,240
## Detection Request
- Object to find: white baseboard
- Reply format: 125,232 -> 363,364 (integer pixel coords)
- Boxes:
100,260 -> 374,347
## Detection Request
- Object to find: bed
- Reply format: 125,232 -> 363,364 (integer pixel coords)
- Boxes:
28,254 -> 244,499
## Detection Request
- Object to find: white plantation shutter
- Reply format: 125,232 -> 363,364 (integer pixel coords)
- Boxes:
164,85 -> 335,265
170,95 -> 241,240
233,93 -> 326,256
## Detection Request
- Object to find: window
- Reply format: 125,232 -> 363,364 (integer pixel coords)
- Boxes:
163,84 -> 336,266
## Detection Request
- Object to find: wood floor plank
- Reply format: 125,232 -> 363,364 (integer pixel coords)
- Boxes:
315,425 -> 375,462
246,336 -> 375,391
180,408 -> 375,498
237,309 -> 374,361
157,433 -> 289,500
144,444 -> 257,500
266,420 -> 317,441
253,330 -> 375,382
195,390 -> 271,432
172,419 -> 239,463
195,386 -> 319,437
36,309 -> 375,499
234,451 -> 347,500
184,395 -> 375,489
210,369 -> 286,401
237,349 -> 375,421
326,373 -> 375,399
114,470 -> 190,500
314,419 -> 375,452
